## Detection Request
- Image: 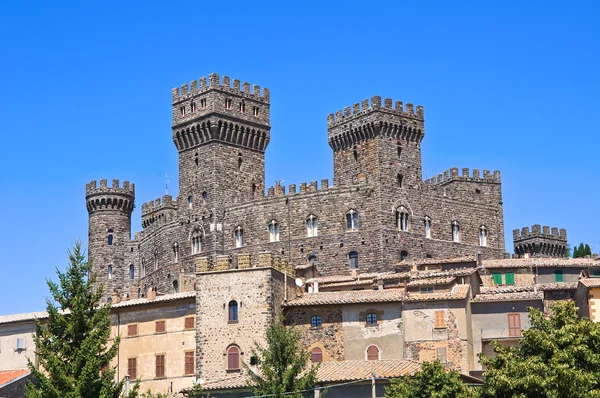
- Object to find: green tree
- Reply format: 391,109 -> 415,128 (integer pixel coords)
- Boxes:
26,242 -> 139,398
573,243 -> 593,258
479,301 -> 600,398
244,315 -> 318,398
564,243 -> 572,258
385,361 -> 474,398
585,244 -> 592,256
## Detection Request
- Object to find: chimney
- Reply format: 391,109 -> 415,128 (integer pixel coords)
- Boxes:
111,291 -> 121,304
476,252 -> 483,267
351,269 -> 358,279
147,287 -> 156,301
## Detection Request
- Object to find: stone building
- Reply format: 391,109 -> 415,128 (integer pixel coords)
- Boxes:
513,224 -> 567,258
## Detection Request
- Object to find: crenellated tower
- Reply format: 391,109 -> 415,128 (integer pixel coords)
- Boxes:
327,96 -> 424,188
513,225 -> 567,258
86,179 -> 135,299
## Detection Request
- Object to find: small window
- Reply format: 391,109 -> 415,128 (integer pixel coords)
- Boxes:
129,264 -> 135,280
185,351 -> 195,375
234,226 -> 244,248
190,102 -> 196,113
397,145 -> 402,159
366,345 -> 379,361
188,195 -> 193,209
311,315 -> 322,328
225,98 -> 232,109
191,231 -> 202,255
155,354 -> 165,378
308,255 -> 318,266
396,207 -> 409,232
173,280 -> 179,293
16,337 -> 25,350
238,156 -> 243,170
253,106 -> 260,116
180,106 -> 186,116
128,324 -> 138,337
250,356 -> 258,365
420,286 -> 434,294
508,313 -> 522,337
107,229 -> 114,246
128,358 -> 137,379
194,154 -> 199,167
141,259 -> 146,278
434,310 -> 445,328
437,347 -> 447,364
173,242 -> 180,262
311,347 -> 323,363
555,270 -> 564,282
353,147 -> 358,162
451,221 -> 460,242
200,98 -> 206,109
492,273 -> 502,285
505,272 -> 515,285
349,251 -> 359,269
425,217 -> 432,239
479,226 -> 488,246
229,300 -> 239,322
107,265 -> 113,280
400,250 -> 408,261
239,100 -> 245,113
155,320 -> 166,334
306,215 -> 318,237
366,313 -> 377,325
185,316 -> 195,330
397,174 -> 403,188
346,210 -> 359,231
268,220 -> 280,242
153,249 -> 159,271
202,191 -> 208,203
227,346 -> 240,370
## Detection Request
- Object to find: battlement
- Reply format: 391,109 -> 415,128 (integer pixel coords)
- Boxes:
327,96 -> 424,128
172,73 -> 270,104
263,179 -> 334,198
85,179 -> 135,214
424,168 -> 501,185
86,179 -> 135,196
141,195 -> 177,216
513,225 -> 567,241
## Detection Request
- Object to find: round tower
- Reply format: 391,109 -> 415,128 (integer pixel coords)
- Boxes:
86,178 -> 135,300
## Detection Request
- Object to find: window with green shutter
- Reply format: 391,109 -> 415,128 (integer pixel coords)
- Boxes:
505,273 -> 515,285
555,270 -> 564,282
492,273 -> 502,285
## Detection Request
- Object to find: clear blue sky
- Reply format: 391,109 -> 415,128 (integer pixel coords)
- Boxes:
0,1 -> 598,315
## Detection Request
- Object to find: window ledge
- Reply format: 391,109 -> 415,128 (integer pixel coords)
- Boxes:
228,320 -> 239,324
310,326 -> 323,330
365,323 -> 379,327
226,368 -> 241,373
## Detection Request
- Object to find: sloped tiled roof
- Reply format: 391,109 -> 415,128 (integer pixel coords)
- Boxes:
536,282 -> 578,291
322,280 -> 375,289
481,258 -> 600,269
404,284 -> 470,302
112,291 -> 196,309
201,375 -> 247,391
285,289 -> 406,306
407,277 -> 455,287
0,369 -> 30,388
0,311 -> 48,325
317,359 -> 421,382
398,256 -> 475,267
580,278 -> 600,288
472,288 -> 543,303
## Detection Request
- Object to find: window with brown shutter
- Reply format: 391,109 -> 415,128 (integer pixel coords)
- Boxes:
127,324 -> 138,337
311,347 -> 323,363
155,354 -> 165,378
155,320 -> 166,334
227,346 -> 240,370
128,358 -> 137,379
184,317 -> 195,330
508,313 -> 522,337
366,345 -> 379,361
185,351 -> 195,375
435,310 -> 445,329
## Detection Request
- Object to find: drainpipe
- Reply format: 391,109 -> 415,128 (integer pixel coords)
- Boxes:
116,311 -> 121,382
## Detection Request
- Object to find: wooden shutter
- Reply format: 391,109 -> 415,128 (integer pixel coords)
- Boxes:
155,320 -> 165,333
492,273 -> 502,285
508,314 -> 522,337
555,271 -> 564,282
227,347 -> 239,370
311,348 -> 323,363
184,317 -> 195,330
436,347 -> 447,364
435,310 -> 445,328
367,345 -> 379,361
127,324 -> 137,337
156,354 -> 165,377
185,351 -> 194,375
505,273 -> 515,285
128,358 -> 137,379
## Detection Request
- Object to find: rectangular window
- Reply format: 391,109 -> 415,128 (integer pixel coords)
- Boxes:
437,347 -> 447,364
555,270 -> 564,282
127,324 -> 138,337
128,358 -> 137,379
155,320 -> 166,334
505,272 -> 515,285
434,310 -> 445,328
184,316 -> 195,330
185,351 -> 195,375
156,354 -> 165,378
420,286 -> 434,294
508,313 -> 522,337
15,337 -> 25,350
492,273 -> 502,286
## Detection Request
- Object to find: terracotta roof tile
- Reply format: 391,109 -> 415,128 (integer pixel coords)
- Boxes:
536,282 -> 578,291
405,284 -> 470,302
322,280 -> 374,289
285,289 -> 405,306
0,311 -> 48,325
580,278 -> 600,288
201,375 -> 247,390
472,291 -> 543,303
316,359 -> 421,382
407,277 -> 455,287
481,258 -> 600,269
0,369 -> 30,388
398,256 -> 476,267
112,291 -> 195,309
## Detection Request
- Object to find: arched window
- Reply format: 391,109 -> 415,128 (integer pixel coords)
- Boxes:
311,347 -> 323,363
400,250 -> 408,261
306,215 -> 318,237
129,264 -> 135,280
239,100 -> 245,113
227,346 -> 240,370
311,315 -> 322,328
238,154 -> 243,171
190,101 -> 196,112
191,230 -> 202,255
367,345 -> 379,361
366,313 -> 377,325
451,221 -> 460,243
308,255 -> 318,266
353,146 -> 358,162
397,174 -> 403,188
397,144 -> 402,159
173,242 -> 180,261
235,226 -> 244,248
229,300 -> 239,322
173,280 -> 179,293
108,265 -> 113,280
188,195 -> 193,209
396,207 -> 409,232
479,226 -> 488,247
346,210 -> 359,231
107,229 -> 113,246
202,191 -> 208,204
141,259 -> 146,277
349,251 -> 359,269
268,220 -> 280,242
425,217 -> 432,239
153,249 -> 159,271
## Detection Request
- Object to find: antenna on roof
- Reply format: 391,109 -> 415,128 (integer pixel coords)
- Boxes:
165,173 -> 170,195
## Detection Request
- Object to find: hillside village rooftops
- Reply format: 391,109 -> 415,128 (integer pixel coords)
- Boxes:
481,257 -> 600,269
579,278 -> 600,288
397,256 -> 476,267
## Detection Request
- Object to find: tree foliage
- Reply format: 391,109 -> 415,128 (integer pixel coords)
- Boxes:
244,315 -> 318,398
385,361 -> 474,398
479,301 -> 600,398
26,242 -> 139,398
573,242 -> 592,258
